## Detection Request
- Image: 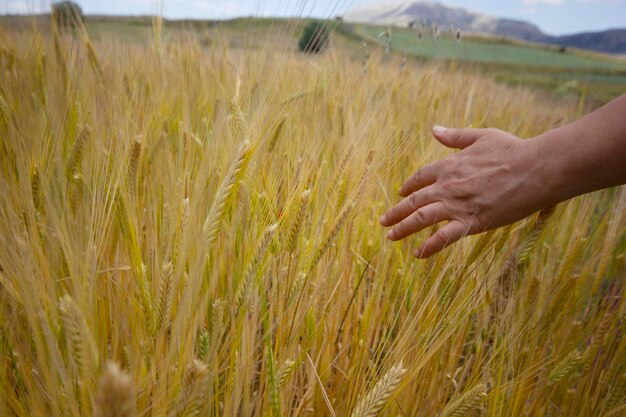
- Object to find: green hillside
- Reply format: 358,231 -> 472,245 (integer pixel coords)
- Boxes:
357,24 -> 625,70
353,23 -> 626,104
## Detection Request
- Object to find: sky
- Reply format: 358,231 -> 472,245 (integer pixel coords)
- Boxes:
2,0 -> 625,35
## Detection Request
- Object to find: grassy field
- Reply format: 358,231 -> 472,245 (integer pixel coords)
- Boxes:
0,15 -> 625,417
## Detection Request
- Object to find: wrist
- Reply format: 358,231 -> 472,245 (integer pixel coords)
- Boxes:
520,132 -> 572,209
525,124 -> 594,207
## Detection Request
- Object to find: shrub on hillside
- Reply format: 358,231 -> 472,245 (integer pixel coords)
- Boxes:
52,1 -> 84,28
298,21 -> 330,53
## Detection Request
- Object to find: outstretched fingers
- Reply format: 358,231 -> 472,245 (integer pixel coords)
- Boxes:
387,202 -> 448,241
415,220 -> 468,258
380,186 -> 437,227
385,125 -> 491,256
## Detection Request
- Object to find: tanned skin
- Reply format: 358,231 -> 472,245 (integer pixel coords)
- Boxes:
380,94 -> 626,258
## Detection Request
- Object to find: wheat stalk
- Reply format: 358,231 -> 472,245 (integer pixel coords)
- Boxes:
0,271 -> 22,306
288,271 -> 307,304
51,22 -> 68,88
169,360 -> 209,417
230,71 -> 245,133
350,362 -> 407,417
31,163 -> 42,213
277,359 -> 297,389
234,223 -> 278,312
58,294 -> 99,376
94,362 -> 136,417
66,127 -> 89,179
286,189 -> 311,253
210,299 -> 225,337
335,174 -> 349,215
581,312 -> 613,371
36,53 -> 47,106
549,349 -> 583,385
0,89 -> 12,132
603,404 -> 626,417
197,331 -> 210,361
172,197 -> 189,270
153,261 -> 175,335
126,136 -> 141,193
495,207 -> 556,306
441,383 -> 489,417
268,117 -> 286,152
516,206 -> 555,266
308,202 -> 354,274
465,229 -> 495,267
268,348 -> 280,417
84,37 -> 103,78
203,139 -> 251,246
605,373 -> 626,410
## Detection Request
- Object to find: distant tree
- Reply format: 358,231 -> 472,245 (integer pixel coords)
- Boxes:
298,21 -> 330,54
559,45 -> 567,53
52,1 -> 84,28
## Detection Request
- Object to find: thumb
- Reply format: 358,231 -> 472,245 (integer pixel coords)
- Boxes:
432,126 -> 485,149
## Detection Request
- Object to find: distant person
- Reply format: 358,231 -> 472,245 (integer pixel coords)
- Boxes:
380,94 -> 626,258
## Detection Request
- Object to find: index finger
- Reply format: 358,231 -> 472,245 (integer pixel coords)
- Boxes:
380,185 -> 437,227
398,163 -> 437,197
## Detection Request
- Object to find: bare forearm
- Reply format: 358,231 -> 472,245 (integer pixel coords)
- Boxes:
529,94 -> 626,206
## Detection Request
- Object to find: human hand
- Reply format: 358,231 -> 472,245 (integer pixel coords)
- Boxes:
380,126 -> 553,258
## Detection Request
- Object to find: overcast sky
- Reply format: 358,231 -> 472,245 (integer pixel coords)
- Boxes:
2,0 -> 625,35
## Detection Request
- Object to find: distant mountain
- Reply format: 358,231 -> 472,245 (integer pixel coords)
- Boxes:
554,29 -> 626,55
344,0 -> 626,55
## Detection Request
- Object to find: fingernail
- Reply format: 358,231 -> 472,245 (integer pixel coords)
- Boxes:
414,247 -> 425,258
387,230 -> 394,240
379,214 -> 387,225
433,125 -> 447,135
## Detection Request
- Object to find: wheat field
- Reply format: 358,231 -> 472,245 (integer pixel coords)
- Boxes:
0,18 -> 625,417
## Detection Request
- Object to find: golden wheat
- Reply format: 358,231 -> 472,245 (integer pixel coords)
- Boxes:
0,17 -> 623,417
94,362 -> 137,417
350,362 -> 407,417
